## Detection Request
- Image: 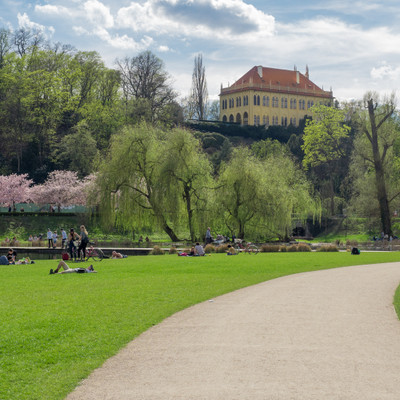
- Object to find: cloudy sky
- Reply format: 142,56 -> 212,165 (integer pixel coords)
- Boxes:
1,0 -> 400,102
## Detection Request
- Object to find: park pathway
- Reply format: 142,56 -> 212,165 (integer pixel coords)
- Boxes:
66,263 -> 400,400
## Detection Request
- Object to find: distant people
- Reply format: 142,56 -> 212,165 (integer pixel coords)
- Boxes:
7,248 -> 17,264
49,261 -> 96,274
8,205 -> 11,212
145,236 -> 150,245
20,207 -> 24,212
194,242 -> 205,256
77,225 -> 89,261
205,227 -> 212,244
61,228 -> 67,249
47,229 -> 53,248
138,235 -> 143,245
189,246 -> 195,256
28,235 -> 33,242
351,247 -> 360,255
68,228 -> 79,261
52,231 -> 58,249
33,235 -> 38,241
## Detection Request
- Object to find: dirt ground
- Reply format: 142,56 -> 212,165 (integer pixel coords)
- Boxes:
66,263 -> 400,400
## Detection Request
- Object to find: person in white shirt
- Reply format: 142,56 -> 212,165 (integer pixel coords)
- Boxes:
194,242 -> 205,256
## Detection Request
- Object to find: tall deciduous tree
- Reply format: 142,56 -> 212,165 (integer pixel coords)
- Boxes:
117,51 -> 176,123
189,54 -> 208,120
350,92 -> 398,235
302,105 -> 351,215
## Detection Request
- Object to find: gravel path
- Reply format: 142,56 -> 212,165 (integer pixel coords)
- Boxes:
66,262 -> 400,400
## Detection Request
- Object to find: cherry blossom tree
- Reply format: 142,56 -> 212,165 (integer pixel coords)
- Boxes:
29,170 -> 93,211
0,174 -> 33,209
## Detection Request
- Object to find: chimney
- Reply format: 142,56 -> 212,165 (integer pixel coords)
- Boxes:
305,65 -> 309,79
296,71 -> 300,84
257,66 -> 263,78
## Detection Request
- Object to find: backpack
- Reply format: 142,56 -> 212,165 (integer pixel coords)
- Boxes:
62,252 -> 69,261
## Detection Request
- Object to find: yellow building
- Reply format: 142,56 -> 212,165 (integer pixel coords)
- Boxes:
219,66 -> 333,126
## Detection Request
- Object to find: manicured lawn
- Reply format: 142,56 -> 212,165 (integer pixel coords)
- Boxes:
1,252 -> 400,400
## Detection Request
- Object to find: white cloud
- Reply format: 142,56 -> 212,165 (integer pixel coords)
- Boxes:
84,0 -> 114,29
371,63 -> 400,80
116,0 -> 275,42
17,12 -> 54,38
35,4 -> 74,17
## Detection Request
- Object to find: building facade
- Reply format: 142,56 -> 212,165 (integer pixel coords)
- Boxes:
219,66 -> 333,127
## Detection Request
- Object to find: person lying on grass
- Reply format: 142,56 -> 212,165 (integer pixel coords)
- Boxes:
49,260 -> 97,274
111,251 -> 128,259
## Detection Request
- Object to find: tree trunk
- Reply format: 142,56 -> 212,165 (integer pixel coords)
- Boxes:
162,220 -> 179,242
184,187 -> 195,242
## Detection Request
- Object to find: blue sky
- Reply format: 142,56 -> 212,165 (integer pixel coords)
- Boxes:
1,0 -> 400,103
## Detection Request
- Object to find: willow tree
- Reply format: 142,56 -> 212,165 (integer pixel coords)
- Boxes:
217,147 -> 318,240
160,128 -> 213,241
95,123 -> 180,241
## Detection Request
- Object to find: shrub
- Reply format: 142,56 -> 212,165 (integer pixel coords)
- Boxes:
297,243 -> 312,252
279,245 -> 287,252
216,244 -> 230,253
260,244 -> 281,252
168,246 -> 177,255
150,245 -> 164,255
204,244 -> 216,253
287,244 -> 298,252
346,240 -> 358,247
317,245 -> 339,252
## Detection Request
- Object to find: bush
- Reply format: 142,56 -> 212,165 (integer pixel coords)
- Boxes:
346,240 -> 358,247
279,245 -> 287,252
204,244 -> 216,253
168,246 -> 178,255
287,243 -> 311,252
150,245 -> 164,255
260,244 -> 281,252
297,243 -> 312,252
317,245 -> 339,252
216,244 -> 230,253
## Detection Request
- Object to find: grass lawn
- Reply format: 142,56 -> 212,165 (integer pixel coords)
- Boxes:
1,252 -> 400,400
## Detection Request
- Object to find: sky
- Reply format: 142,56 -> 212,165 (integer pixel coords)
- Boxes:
1,0 -> 400,103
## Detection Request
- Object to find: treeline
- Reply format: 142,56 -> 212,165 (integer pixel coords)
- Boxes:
0,27 -> 182,181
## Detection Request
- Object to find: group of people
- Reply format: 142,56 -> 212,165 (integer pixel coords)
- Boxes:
65,225 -> 90,261
0,248 -> 34,265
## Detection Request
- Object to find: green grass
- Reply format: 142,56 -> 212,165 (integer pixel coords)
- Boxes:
310,233 -> 370,243
1,252 -> 400,400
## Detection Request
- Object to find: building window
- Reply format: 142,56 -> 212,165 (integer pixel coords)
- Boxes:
263,115 -> 266,125
290,99 -> 297,109
299,100 -> 305,110
257,95 -> 260,106
281,117 -> 287,126
281,98 -> 287,108
266,96 -> 269,107
222,115 -> 227,122
254,95 -> 257,106
263,96 -> 266,106
254,115 -> 257,125
229,114 -> 234,123
243,112 -> 248,125
236,113 -> 242,124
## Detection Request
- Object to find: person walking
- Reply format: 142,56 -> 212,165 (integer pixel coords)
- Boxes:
68,228 -> 79,261
205,227 -> 212,245
61,228 -> 67,249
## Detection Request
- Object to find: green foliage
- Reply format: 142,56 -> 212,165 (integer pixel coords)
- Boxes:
302,105 -> 350,169
150,245 -> 165,255
1,253 -> 400,399
260,244 -> 281,252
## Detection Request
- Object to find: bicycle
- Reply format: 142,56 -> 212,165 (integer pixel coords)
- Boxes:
85,242 -> 105,261
233,239 -> 259,254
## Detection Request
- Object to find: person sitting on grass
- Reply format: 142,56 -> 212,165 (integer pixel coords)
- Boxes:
194,242 -> 205,256
226,244 -> 237,255
7,248 -> 17,264
49,260 -> 96,274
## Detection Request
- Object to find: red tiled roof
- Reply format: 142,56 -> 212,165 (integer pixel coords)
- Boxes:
224,66 -> 331,98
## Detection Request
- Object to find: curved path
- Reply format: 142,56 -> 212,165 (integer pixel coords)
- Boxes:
67,263 -> 400,399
